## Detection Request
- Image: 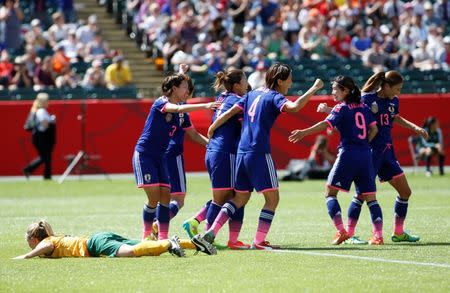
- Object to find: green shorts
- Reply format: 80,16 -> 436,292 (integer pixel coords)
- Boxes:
86,232 -> 139,257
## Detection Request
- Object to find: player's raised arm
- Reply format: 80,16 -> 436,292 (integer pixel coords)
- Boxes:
283,79 -> 324,113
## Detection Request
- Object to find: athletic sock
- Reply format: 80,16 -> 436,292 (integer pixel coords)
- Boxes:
254,209 -> 274,244
347,197 -> 363,237
142,204 -> 156,237
210,201 -> 237,237
156,204 -> 170,240
194,200 -> 211,223
229,206 -> 244,243
169,200 -> 180,220
394,196 -> 408,235
205,201 -> 222,230
368,200 -> 383,238
326,196 -> 345,233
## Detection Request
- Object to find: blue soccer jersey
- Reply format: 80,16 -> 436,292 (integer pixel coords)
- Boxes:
165,112 -> 193,157
236,88 -> 288,154
326,102 -> 376,150
207,92 -> 243,154
135,96 -> 176,155
361,92 -> 399,149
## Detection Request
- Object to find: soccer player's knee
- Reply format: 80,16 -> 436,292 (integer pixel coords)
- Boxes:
401,188 -> 412,199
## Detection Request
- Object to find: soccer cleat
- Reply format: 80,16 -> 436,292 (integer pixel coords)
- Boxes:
192,232 -> 217,255
368,236 -> 384,245
391,231 -> 420,243
182,218 -> 199,239
344,236 -> 368,245
251,241 -> 280,250
331,231 -> 349,245
168,235 -> 185,257
227,240 -> 251,250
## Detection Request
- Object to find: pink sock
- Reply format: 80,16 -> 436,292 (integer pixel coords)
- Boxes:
347,218 -> 358,237
332,215 -> 345,233
158,222 -> 169,240
372,221 -> 383,239
254,221 -> 271,244
210,210 -> 230,236
194,206 -> 208,223
142,222 -> 152,239
228,220 -> 242,243
394,217 -> 405,235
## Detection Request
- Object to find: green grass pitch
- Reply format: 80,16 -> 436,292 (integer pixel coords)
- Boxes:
0,173 -> 449,292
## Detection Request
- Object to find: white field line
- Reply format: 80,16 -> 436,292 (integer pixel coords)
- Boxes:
272,249 -> 450,268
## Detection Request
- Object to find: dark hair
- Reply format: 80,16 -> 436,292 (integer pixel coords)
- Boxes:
362,71 -> 404,93
422,116 -> 437,129
265,63 -> 292,90
213,69 -> 245,93
333,75 -> 361,104
161,73 -> 186,96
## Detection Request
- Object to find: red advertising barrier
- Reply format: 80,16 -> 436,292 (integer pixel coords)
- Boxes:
2,94 -> 449,176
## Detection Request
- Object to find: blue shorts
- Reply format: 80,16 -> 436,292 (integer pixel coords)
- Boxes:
205,150 -> 235,190
234,152 -> 279,193
372,144 -> 404,182
132,150 -> 170,188
166,154 -> 186,195
327,148 -> 376,195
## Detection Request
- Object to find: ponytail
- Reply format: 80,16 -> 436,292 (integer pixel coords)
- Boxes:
26,220 -> 55,241
213,69 -> 245,93
362,71 -> 404,93
362,72 -> 385,93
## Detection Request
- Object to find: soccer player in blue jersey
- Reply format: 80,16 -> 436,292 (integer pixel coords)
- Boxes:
192,63 -> 324,250
360,71 -> 428,243
184,69 -> 251,250
133,72 -> 219,241
290,76 -> 380,245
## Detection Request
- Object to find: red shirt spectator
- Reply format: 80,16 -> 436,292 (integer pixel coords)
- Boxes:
329,28 -> 351,58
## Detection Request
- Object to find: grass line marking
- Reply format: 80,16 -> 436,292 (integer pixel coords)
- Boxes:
273,250 -> 450,268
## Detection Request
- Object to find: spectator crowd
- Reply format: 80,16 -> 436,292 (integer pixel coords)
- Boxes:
125,0 -> 450,75
0,0 -> 133,93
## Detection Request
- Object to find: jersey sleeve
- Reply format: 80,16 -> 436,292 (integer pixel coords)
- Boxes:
273,93 -> 289,113
365,106 -> 376,126
394,97 -> 400,116
235,95 -> 246,111
182,113 -> 193,129
325,104 -> 344,129
154,98 -> 168,113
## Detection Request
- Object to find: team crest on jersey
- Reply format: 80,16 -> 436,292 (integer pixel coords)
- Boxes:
165,113 -> 173,122
144,174 -> 151,182
388,104 -> 395,114
371,101 -> 378,113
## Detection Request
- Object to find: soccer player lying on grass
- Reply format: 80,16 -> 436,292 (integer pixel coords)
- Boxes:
13,220 -> 216,259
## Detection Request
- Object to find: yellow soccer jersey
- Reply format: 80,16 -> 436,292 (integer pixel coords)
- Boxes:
42,236 -> 90,258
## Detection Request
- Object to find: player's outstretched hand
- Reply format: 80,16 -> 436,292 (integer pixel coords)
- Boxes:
289,129 -> 305,143
416,127 -> 429,140
313,79 -> 324,90
206,101 -> 221,110
317,102 -> 332,114
12,255 -> 26,260
178,64 -> 189,74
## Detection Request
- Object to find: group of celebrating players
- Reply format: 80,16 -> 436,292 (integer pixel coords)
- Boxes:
132,62 -> 429,255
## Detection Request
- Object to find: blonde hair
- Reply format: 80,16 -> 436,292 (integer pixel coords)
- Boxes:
31,93 -> 49,113
26,220 -> 54,241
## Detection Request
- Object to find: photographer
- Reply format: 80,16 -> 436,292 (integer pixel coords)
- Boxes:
23,93 -> 56,180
